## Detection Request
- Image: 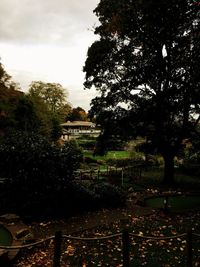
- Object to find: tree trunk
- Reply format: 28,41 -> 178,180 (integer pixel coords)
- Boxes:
163,153 -> 175,185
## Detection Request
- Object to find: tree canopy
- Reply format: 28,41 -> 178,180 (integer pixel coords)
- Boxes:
28,81 -> 71,140
66,106 -> 88,121
29,81 -> 69,114
0,62 -> 23,136
84,0 -> 200,184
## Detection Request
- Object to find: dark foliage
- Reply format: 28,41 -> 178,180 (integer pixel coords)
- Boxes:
93,182 -> 126,209
13,95 -> 40,133
0,132 -> 83,218
106,157 -> 144,167
0,132 -> 126,219
84,0 -> 200,184
78,139 -> 96,150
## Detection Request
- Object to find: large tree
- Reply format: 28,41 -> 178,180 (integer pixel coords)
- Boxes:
29,81 -> 69,114
28,81 -> 71,139
84,0 -> 200,184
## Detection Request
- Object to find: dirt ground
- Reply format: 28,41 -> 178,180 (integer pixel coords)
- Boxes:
30,204 -> 155,239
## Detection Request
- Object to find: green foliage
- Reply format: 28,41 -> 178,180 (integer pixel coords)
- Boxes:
77,139 -> 96,150
106,157 -> 144,167
58,103 -> 72,122
84,150 -> 131,162
66,106 -> 88,121
94,133 -> 127,156
29,81 -> 68,115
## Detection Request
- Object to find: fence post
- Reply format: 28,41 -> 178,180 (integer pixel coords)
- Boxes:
122,229 -> 130,267
53,231 -> 62,267
186,229 -> 193,267
163,195 -> 169,214
121,168 -> 124,187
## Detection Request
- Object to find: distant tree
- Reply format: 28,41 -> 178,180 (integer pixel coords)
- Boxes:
28,81 -> 71,140
0,62 -> 23,135
29,81 -> 68,114
66,106 -> 88,121
13,95 -> 40,133
84,0 -> 200,185
50,115 -> 63,141
26,92 -> 52,136
58,103 -> 72,122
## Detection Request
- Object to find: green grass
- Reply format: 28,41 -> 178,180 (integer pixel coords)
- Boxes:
133,167 -> 200,190
84,150 -> 131,160
145,195 -> 200,212
81,151 -> 200,193
0,225 -> 13,246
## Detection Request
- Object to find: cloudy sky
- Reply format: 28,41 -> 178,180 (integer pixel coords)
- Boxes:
0,0 -> 100,111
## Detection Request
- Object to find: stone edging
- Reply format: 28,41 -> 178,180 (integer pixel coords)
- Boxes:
0,214 -> 34,262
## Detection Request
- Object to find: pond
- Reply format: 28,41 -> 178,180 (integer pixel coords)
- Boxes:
145,194 -> 200,212
0,225 -> 13,246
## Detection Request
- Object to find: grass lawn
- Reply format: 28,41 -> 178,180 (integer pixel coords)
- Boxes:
84,150 -> 131,160
145,194 -> 200,212
132,167 -> 200,190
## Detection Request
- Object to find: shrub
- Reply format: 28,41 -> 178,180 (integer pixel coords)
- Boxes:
106,157 -> 144,167
0,131 -> 83,217
77,140 -> 96,150
93,182 -> 126,208
180,151 -> 200,176
0,131 -> 83,184
84,156 -> 98,164
0,132 -> 127,218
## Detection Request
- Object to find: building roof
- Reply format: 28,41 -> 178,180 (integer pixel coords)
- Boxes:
60,121 -> 95,127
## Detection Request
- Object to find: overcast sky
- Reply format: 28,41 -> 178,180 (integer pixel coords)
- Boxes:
0,0 -> 99,111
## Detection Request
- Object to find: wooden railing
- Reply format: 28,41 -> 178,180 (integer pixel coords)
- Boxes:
0,230 -> 199,266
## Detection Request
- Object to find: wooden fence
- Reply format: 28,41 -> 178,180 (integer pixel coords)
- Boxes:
0,229 -> 199,267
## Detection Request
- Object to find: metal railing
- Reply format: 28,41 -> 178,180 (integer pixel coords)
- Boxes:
74,165 -> 142,184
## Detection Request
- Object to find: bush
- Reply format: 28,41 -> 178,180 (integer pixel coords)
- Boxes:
93,182 -> 126,208
0,132 -> 127,219
106,157 -> 144,167
180,151 -> 200,176
84,156 -> 98,164
16,181 -> 99,219
0,131 -> 83,217
0,131 -> 83,184
9,181 -> 126,219
77,139 -> 96,150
